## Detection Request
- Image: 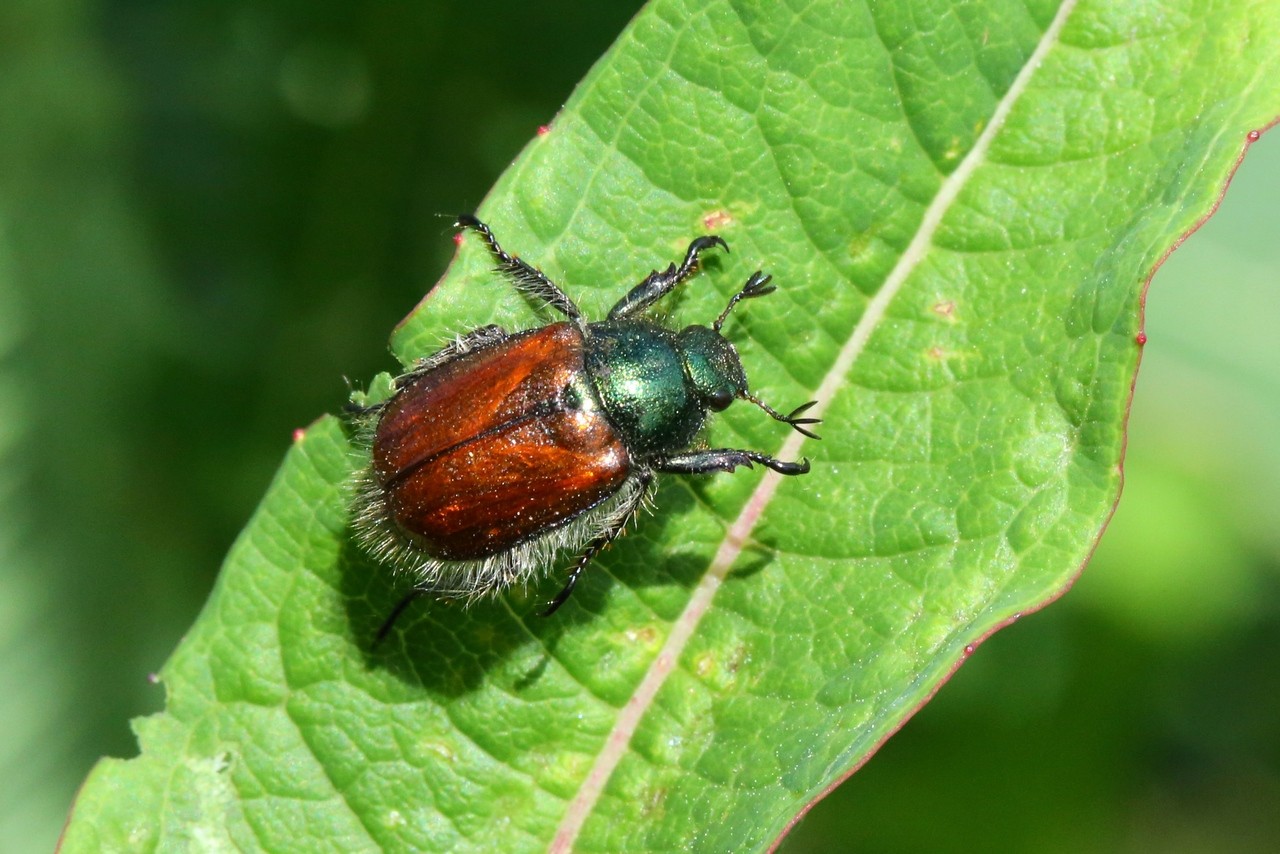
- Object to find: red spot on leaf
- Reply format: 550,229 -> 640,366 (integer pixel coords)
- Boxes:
292,428 -> 306,443
1135,332 -> 1148,346
537,125 -> 551,136
702,209 -> 733,231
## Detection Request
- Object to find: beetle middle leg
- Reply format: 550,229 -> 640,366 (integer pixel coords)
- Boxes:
655,449 -> 811,476
541,471 -> 655,616
456,214 -> 583,323
608,234 -> 730,320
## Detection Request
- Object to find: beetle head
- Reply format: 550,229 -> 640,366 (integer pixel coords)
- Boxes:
677,324 -> 747,412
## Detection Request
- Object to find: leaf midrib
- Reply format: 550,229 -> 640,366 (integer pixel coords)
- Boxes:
549,1 -> 1082,849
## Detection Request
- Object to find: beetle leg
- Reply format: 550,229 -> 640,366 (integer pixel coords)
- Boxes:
372,588 -> 428,646
713,271 -> 777,331
540,562 -> 586,617
344,326 -> 507,422
607,235 -> 729,320
395,324 -> 508,387
654,449 -> 811,476
541,471 -> 654,616
456,214 -> 583,323
343,399 -> 383,417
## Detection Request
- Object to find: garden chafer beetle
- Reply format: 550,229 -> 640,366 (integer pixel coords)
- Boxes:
351,215 -> 817,629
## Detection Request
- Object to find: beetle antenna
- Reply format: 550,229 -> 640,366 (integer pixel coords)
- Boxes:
741,394 -> 822,440
714,271 -> 776,332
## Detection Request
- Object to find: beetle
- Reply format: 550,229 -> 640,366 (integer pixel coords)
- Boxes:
351,215 -> 818,627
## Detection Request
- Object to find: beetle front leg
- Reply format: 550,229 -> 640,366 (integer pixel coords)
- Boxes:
607,235 -> 729,320
654,449 -> 811,476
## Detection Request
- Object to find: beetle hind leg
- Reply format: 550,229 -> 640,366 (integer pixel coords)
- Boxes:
372,588 -> 428,646
395,324 -> 508,388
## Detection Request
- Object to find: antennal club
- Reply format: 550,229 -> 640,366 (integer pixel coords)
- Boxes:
742,394 -> 822,440
714,271 -> 776,332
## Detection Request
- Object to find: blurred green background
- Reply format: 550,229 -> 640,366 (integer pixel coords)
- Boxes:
2,2 -> 1276,851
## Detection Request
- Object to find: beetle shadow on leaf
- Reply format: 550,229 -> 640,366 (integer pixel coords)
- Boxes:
336,470 -> 775,695
338,536 -> 534,696
337,529 -> 689,695
724,546 -> 772,581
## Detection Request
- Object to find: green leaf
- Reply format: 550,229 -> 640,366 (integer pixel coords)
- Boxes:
62,1 -> 1280,851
